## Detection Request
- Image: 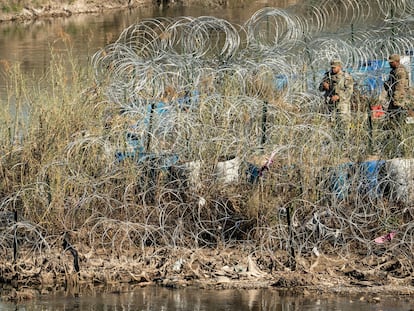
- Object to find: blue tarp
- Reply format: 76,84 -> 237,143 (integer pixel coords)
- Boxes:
115,90 -> 200,163
351,54 -> 414,95
327,160 -> 386,200
351,59 -> 389,96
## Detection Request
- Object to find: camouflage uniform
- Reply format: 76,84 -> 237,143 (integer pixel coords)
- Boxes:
383,55 -> 411,158
319,66 -> 354,135
384,63 -> 410,110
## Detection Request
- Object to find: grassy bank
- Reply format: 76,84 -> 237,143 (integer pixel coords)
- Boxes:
0,0 -> 256,21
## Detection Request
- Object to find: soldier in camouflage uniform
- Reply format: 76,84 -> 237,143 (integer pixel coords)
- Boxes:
384,53 -> 410,111
319,59 -> 354,138
383,53 -> 411,158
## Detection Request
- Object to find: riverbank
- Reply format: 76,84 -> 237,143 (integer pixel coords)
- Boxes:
1,245 -> 414,302
0,0 -> 249,22
0,0 -> 153,22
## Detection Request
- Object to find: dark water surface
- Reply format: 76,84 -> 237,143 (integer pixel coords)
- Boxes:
0,287 -> 412,311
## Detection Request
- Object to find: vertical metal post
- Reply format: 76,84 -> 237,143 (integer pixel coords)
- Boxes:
146,102 -> 155,152
13,210 -> 18,263
261,101 -> 268,146
286,205 -> 295,270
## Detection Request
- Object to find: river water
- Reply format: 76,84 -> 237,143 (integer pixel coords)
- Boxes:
0,0 -> 297,97
0,286 -> 412,310
0,1 -> 412,310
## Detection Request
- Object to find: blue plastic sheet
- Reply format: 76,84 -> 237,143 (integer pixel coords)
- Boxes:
327,160 -> 386,200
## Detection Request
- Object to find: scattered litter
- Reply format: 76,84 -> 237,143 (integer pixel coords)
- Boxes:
374,231 -> 397,244
406,116 -> 414,124
172,258 -> 184,271
198,196 -> 206,207
312,246 -> 320,257
247,256 -> 266,277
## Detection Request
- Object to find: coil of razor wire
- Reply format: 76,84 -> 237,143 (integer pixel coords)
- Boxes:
165,16 -> 242,63
86,0 -> 414,262
244,8 -> 306,52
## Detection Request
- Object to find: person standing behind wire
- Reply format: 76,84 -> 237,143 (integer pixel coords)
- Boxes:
319,59 -> 354,138
384,54 -> 410,112
382,53 -> 411,158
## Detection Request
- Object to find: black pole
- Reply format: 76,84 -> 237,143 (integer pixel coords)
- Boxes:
62,232 -> 80,273
286,206 -> 295,270
146,102 -> 155,152
351,23 -> 355,65
13,210 -> 18,263
261,101 -> 268,146
367,100 -> 373,153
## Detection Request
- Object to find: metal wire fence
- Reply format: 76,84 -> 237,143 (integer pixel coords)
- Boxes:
2,0 -> 414,271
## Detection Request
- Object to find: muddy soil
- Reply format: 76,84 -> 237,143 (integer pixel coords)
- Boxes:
1,245 -> 414,302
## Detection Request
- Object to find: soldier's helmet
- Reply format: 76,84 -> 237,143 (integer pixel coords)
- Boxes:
330,59 -> 342,67
388,54 -> 400,62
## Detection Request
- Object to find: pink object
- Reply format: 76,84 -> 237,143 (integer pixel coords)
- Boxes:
259,151 -> 277,176
374,231 -> 397,244
371,105 -> 385,119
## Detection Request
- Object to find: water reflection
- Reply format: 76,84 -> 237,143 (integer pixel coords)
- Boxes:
0,1 -> 297,96
0,0 -> 297,100
0,0 -> 393,98
0,287 -> 412,311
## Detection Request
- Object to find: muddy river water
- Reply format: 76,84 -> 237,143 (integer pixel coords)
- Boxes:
0,0 -> 297,97
0,286 -> 413,310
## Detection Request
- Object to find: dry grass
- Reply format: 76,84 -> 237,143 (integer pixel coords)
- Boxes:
1,0 -> 414,290
0,46 -> 411,262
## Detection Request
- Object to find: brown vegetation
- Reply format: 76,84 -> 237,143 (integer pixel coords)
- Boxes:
0,43 -> 413,301
0,0 -> 256,22
0,0 -> 154,21
1,0 -> 414,303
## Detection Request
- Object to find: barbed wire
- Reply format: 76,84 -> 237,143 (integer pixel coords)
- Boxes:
75,0 -> 414,260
